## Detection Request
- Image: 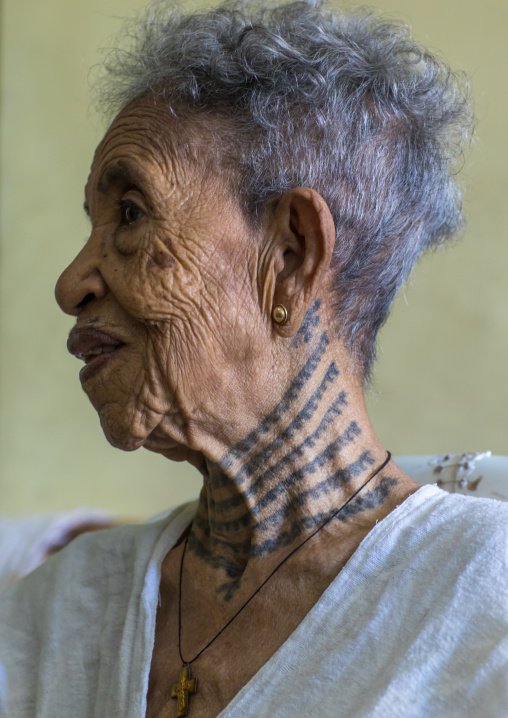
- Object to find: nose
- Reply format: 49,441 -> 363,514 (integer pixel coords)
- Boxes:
55,241 -> 109,316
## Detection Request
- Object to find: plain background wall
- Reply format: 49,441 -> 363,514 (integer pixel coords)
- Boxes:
1,0 -> 507,517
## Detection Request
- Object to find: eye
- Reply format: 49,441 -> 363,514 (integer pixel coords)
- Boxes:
116,198 -> 143,227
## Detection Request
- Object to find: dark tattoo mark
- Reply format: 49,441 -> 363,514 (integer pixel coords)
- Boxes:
249,426 -> 366,518
195,530 -> 251,557
204,389 -> 347,519
203,414 -> 359,532
235,362 -> 340,485
217,582 -> 240,601
193,509 -> 251,534
304,450 -> 375,501
191,449 -> 379,600
215,475 -> 399,598
221,331 -> 330,469
187,531 -> 245,581
252,446 -> 370,537
247,413 -> 358,505
188,526 -> 254,602
291,299 -> 321,348
186,319 -> 399,601
210,364 -> 342,504
196,391 -> 350,533
337,476 -> 398,520
250,475 -> 398,557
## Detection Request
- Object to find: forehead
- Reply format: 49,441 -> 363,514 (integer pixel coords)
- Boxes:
86,99 -> 190,201
83,99 -> 256,251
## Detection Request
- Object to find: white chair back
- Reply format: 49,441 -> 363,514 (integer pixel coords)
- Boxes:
395,452 -> 508,502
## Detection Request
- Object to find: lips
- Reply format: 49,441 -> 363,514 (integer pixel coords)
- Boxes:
67,327 -> 125,382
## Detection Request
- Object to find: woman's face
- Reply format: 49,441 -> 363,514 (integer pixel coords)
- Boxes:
55,100 -> 267,457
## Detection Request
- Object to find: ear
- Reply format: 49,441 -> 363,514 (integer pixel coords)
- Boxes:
265,187 -> 335,337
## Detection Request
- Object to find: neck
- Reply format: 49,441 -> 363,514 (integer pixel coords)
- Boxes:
186,330 -> 398,601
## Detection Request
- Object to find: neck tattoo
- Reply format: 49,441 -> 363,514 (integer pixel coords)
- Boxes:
189,330 -> 387,602
170,450 -> 392,717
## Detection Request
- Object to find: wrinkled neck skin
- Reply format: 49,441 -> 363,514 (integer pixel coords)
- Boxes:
155,309 -> 415,603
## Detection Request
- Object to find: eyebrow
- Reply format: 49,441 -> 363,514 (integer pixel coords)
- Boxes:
97,160 -> 143,194
97,160 -> 146,194
83,160 -> 149,219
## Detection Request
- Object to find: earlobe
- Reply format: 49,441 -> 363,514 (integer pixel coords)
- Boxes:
272,304 -> 288,325
269,187 -> 335,337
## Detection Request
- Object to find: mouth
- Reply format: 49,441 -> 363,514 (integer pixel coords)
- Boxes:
67,327 -> 126,383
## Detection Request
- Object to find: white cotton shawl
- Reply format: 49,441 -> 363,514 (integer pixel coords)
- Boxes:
1,485 -> 508,718
0,510 -> 114,595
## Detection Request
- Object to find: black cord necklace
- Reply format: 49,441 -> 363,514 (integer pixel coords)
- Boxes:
170,450 -> 392,717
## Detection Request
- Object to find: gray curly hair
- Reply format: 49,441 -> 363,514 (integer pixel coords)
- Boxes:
97,0 -> 473,380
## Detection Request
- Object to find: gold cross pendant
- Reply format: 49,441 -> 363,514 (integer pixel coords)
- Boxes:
171,664 -> 198,717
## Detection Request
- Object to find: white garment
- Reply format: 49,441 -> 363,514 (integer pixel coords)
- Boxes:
0,510 -> 114,595
1,485 -> 508,718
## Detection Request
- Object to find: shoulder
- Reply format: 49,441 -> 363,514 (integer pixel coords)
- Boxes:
433,488 -> 508,586
0,501 -> 196,716
0,499 -> 195,622
378,485 -> 508,601
0,517 -> 158,646
406,484 -> 508,549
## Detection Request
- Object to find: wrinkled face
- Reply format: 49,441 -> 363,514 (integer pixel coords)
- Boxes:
55,100 -> 268,457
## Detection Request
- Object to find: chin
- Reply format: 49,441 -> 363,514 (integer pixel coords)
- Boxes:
101,424 -> 145,452
97,408 -> 151,453
144,443 -> 188,461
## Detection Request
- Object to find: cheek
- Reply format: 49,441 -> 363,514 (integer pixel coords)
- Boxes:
103,232 -> 259,371
100,246 -> 216,385
114,228 -> 137,256
116,226 -> 176,269
103,229 -> 183,320
148,236 -> 175,270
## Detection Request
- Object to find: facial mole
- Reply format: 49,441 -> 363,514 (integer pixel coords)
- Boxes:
150,250 -> 175,269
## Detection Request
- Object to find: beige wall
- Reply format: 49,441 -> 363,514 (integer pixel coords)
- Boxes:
1,0 -> 507,517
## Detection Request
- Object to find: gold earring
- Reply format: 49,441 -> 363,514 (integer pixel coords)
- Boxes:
272,304 -> 288,325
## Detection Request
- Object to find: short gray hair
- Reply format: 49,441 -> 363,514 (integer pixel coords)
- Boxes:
97,0 -> 473,379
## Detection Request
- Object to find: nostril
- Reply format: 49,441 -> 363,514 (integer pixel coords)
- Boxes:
56,261 -> 109,316
76,293 -> 96,311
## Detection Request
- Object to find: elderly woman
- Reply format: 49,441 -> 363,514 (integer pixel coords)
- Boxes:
1,2 -> 508,717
